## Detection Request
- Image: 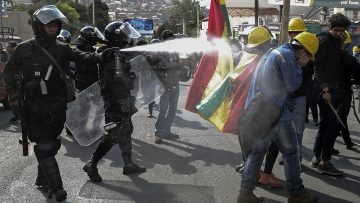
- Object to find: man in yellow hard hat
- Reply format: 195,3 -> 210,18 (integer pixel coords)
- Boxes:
237,31 -> 319,203
310,13 -> 352,176
353,46 -> 359,62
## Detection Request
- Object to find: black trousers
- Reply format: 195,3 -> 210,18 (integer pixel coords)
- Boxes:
335,88 -> 353,146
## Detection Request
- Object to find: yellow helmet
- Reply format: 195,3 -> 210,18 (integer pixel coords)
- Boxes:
353,46 -> 359,52
294,32 -> 319,61
344,31 -> 352,44
246,27 -> 272,48
288,18 -> 307,32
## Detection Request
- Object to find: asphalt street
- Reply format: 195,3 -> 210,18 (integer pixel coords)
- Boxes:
0,80 -> 359,203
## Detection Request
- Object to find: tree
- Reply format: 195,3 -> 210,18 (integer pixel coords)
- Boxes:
55,1 -> 81,34
88,0 -> 109,31
168,0 -> 205,36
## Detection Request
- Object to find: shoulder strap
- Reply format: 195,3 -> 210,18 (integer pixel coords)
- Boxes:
35,43 -> 67,78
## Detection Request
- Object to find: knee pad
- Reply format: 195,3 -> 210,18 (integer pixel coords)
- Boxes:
34,140 -> 60,160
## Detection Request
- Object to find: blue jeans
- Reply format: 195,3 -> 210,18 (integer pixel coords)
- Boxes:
241,120 -> 304,195
291,96 -> 306,161
155,84 -> 179,133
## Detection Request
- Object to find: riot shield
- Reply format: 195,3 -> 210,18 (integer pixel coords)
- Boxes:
66,82 -> 104,146
130,55 -> 165,110
66,55 -> 164,146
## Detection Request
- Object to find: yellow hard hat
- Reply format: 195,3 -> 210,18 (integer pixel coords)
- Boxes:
353,46 -> 359,52
246,27 -> 272,48
344,30 -> 352,44
288,18 -> 307,32
293,32 -> 319,61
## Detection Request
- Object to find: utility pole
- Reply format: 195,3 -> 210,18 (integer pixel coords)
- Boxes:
196,4 -> 199,37
255,0 -> 259,26
279,0 -> 290,45
92,0 -> 95,27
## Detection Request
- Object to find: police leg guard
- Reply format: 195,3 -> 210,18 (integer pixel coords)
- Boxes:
34,140 -> 67,202
118,128 -> 146,175
83,135 -> 113,182
35,164 -> 50,189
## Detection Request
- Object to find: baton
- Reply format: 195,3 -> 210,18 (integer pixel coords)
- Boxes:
328,103 -> 347,129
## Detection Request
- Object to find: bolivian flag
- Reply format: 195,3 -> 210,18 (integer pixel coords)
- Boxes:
185,0 -> 233,113
196,53 -> 260,134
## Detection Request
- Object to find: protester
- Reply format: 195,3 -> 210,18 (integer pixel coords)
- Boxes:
310,13 -> 351,176
83,21 -> 146,183
3,5 -> 112,202
277,18 -> 313,170
353,46 -> 359,62
334,31 -> 360,150
149,30 -> 184,144
237,32 -> 319,203
229,38 -> 243,67
0,43 -> 8,62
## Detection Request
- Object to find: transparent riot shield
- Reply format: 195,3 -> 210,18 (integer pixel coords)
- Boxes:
66,55 -> 164,146
130,55 -> 165,110
66,82 -> 104,146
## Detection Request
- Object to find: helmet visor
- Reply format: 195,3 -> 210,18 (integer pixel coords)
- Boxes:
116,22 -> 141,39
34,5 -> 69,25
93,27 -> 105,40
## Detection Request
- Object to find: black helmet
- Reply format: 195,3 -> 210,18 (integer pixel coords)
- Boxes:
59,29 -> 71,43
104,21 -> 140,47
161,30 -> 174,41
31,5 -> 68,41
80,26 -> 105,46
150,39 -> 160,44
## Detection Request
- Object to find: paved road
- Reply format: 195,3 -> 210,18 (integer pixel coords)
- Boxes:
0,80 -> 359,203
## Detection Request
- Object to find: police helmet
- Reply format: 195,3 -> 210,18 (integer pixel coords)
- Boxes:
104,21 -> 140,47
31,5 -> 68,40
59,29 -> 71,43
160,30 -> 174,41
80,26 -> 105,46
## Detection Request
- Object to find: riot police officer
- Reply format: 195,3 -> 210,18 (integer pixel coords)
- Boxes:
4,5 -> 111,202
74,26 -> 106,91
83,21 -> 146,182
57,29 -> 71,43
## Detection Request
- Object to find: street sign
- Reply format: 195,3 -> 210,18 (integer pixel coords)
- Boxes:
0,0 -> 8,17
313,0 -> 360,9
268,0 -> 313,7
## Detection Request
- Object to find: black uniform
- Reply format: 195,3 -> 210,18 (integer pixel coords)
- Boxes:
83,21 -> 146,183
75,38 -> 99,91
4,38 -> 101,200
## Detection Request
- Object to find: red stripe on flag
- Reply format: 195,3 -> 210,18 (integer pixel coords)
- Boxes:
223,56 -> 261,134
208,0 -> 225,38
185,52 -> 218,113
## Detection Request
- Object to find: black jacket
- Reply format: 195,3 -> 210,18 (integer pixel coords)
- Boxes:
337,51 -> 360,91
314,32 -> 343,89
4,38 -> 101,114
291,61 -> 314,97
75,41 -> 99,91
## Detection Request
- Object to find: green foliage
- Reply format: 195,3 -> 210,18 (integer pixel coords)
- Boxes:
88,0 -> 109,31
56,2 -> 80,22
12,3 -> 29,12
168,0 -> 204,36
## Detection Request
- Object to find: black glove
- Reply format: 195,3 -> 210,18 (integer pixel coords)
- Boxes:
100,47 -> 116,62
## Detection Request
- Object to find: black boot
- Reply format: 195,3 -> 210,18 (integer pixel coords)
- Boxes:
84,137 -> 112,182
39,157 -> 67,202
123,161 -> 146,175
54,186 -> 67,202
35,164 -> 50,189
147,101 -> 155,118
83,160 -> 102,182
